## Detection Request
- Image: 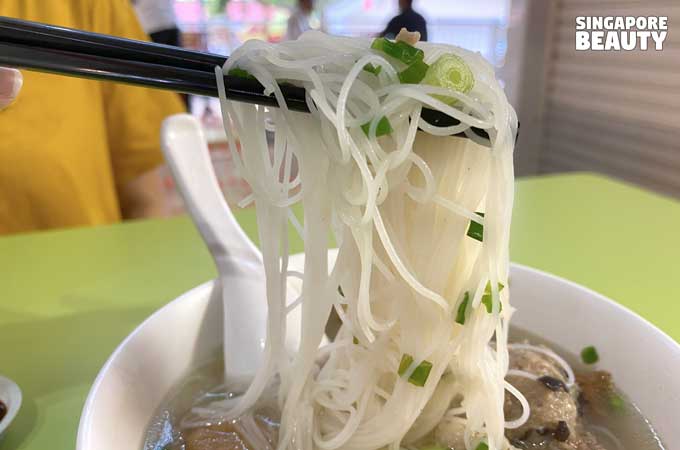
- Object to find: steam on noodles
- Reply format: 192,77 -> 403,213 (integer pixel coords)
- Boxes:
209,31 -> 520,450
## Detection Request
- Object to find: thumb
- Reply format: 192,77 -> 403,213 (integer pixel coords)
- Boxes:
0,68 -> 23,109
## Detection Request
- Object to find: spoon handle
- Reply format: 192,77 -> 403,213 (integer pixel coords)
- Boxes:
161,114 -> 267,378
161,114 -> 261,264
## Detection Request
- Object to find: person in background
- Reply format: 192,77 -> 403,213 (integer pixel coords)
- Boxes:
286,0 -> 316,41
380,0 -> 428,41
132,0 -> 181,47
0,1 -> 185,235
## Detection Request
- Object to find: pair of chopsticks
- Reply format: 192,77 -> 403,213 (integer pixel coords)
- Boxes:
0,16 -> 492,140
0,16 -> 309,111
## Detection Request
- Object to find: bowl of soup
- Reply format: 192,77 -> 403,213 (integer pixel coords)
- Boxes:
76,251 -> 680,450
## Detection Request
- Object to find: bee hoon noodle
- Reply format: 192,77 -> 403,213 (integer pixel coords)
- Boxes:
207,31 -> 520,450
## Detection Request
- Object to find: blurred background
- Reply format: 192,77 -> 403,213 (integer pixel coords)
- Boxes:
167,0 -> 680,209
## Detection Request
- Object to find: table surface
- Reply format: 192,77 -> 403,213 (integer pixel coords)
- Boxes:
1,172 -> 679,450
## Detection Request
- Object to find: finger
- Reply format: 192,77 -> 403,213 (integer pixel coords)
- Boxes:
0,68 -> 23,109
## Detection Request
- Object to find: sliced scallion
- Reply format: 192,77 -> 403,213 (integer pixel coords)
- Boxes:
467,212 -> 484,242
371,38 -> 424,65
397,353 -> 433,387
353,336 -> 359,345
455,292 -> 470,325
581,346 -> 599,364
398,353 -> 414,376
481,281 -> 505,313
419,445 -> 446,450
609,393 -> 625,412
228,67 -> 255,80
421,53 -> 474,104
475,442 -> 489,450
361,116 -> 393,137
398,59 -> 430,84
363,63 -> 382,76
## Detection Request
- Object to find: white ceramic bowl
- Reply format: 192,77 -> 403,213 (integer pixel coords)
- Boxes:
77,254 -> 680,450
0,374 -> 22,441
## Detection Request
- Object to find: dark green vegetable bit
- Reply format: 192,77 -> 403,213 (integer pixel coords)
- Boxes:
609,393 -> 625,412
397,353 -> 433,387
467,212 -> 485,242
228,67 -> 255,80
338,285 -> 345,297
371,38 -> 424,65
363,63 -> 382,76
455,292 -> 470,325
419,445 -> 446,450
361,116 -> 393,137
475,442 -> 489,450
353,336 -> 359,345
398,59 -> 430,84
581,345 -> 599,364
481,281 -> 505,313
398,353 -> 414,376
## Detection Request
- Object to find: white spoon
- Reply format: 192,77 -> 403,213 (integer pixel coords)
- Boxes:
161,114 -> 280,380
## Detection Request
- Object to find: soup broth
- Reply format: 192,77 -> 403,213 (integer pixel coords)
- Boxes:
144,330 -> 665,450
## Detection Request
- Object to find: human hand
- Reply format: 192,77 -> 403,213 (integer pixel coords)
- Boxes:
0,68 -> 23,109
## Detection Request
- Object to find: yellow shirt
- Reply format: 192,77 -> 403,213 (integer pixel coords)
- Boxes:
0,0 -> 185,234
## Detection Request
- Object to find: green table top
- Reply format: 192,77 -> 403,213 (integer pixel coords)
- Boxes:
1,172 -> 679,450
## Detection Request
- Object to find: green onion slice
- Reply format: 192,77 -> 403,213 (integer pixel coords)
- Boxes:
609,393 -> 625,412
421,53 -> 474,104
371,38 -> 424,65
455,292 -> 470,325
419,445 -> 446,450
228,67 -> 255,80
481,281 -> 505,313
398,59 -> 430,84
361,116 -> 393,137
475,442 -> 489,450
398,353 -> 433,387
581,346 -> 599,364
363,63 -> 382,76
467,212 -> 484,242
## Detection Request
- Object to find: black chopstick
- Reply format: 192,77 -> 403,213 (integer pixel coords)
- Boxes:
0,15 -> 225,72
0,41 -> 311,112
0,16 -> 496,141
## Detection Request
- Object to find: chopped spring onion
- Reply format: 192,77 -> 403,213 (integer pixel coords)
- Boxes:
398,59 -> 430,84
353,336 -> 359,345
421,53 -> 475,104
581,345 -> 599,364
609,393 -> 625,412
481,281 -> 505,313
228,67 -> 255,80
467,212 -> 484,242
371,38 -> 424,65
419,445 -> 446,450
455,292 -> 470,325
338,285 -> 344,297
475,442 -> 489,450
363,63 -> 382,76
361,116 -> 393,137
398,354 -> 433,387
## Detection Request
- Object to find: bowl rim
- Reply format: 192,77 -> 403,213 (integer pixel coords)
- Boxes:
76,259 -> 680,449
0,374 -> 22,437
510,262 -> 679,352
76,281 -> 214,449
